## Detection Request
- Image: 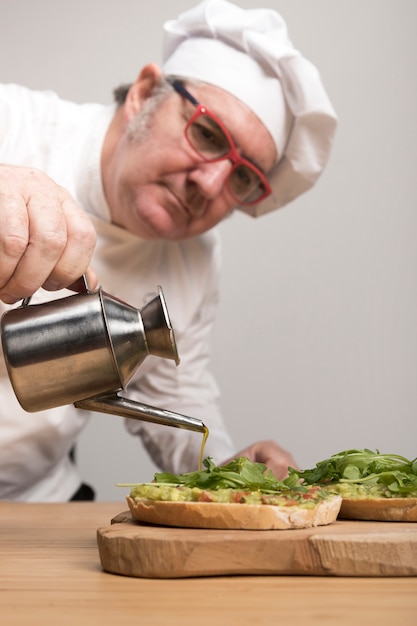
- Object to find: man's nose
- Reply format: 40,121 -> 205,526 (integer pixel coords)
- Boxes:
189,159 -> 232,199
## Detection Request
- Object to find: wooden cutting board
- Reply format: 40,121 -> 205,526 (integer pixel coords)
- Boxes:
97,511 -> 417,578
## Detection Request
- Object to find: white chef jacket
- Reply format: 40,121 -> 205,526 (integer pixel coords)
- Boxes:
0,83 -> 236,501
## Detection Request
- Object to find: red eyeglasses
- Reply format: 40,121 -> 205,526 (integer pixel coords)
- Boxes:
170,80 -> 272,206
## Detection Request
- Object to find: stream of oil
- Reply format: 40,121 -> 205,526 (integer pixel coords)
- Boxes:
198,425 -> 209,470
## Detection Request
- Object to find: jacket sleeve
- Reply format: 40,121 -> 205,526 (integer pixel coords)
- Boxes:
123,231 -> 237,474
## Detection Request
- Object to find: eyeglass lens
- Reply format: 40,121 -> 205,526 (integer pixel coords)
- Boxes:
186,112 -> 268,204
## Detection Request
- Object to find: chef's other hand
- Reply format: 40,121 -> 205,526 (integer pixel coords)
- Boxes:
223,440 -> 299,480
0,165 -> 97,304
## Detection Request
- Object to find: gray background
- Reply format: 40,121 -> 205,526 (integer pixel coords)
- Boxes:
1,1 -> 416,500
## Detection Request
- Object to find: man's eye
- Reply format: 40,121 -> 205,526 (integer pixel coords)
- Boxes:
189,119 -> 229,156
232,164 -> 258,191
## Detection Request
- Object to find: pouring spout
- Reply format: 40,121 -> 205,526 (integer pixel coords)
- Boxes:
75,393 -> 206,434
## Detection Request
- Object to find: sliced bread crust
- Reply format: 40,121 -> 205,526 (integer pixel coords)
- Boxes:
127,494 -> 342,530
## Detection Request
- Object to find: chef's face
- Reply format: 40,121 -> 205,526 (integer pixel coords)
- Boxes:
102,64 -> 277,240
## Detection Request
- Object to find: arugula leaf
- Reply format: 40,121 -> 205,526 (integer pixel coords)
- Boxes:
287,449 -> 417,497
154,456 -> 293,492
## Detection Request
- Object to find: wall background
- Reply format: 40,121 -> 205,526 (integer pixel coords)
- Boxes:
1,0 -> 416,500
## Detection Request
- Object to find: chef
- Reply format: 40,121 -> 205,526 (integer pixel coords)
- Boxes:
0,0 -> 337,501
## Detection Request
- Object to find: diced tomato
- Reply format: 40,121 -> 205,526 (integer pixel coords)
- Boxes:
232,491 -> 251,503
198,491 -> 213,502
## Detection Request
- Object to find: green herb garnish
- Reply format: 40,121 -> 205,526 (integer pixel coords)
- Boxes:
286,449 -> 417,497
153,456 -> 295,493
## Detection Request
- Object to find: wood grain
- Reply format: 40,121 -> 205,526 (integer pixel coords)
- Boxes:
96,510 -> 417,578
2,502 -> 417,626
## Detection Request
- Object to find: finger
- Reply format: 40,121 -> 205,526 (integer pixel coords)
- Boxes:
0,187 -> 70,301
225,441 -> 299,480
0,190 -> 30,294
0,165 -> 97,302
41,192 -> 96,291
61,268 -> 99,294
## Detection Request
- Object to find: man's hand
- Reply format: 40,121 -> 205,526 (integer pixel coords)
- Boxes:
222,440 -> 299,480
0,165 -> 97,304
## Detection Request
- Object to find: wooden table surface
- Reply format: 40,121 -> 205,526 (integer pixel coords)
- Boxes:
1,501 -> 416,626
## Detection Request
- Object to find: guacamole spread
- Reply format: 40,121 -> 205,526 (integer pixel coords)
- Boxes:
326,482 -> 417,499
130,483 -> 331,509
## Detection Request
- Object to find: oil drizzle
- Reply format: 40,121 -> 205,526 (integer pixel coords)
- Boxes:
198,425 -> 209,470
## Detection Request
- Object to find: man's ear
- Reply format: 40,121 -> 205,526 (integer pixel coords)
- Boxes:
123,63 -> 163,121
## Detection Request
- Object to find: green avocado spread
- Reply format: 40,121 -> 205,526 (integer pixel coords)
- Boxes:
325,482 -> 417,499
130,483 -> 331,509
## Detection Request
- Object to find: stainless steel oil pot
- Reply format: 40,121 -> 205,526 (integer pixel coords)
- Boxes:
0,278 -> 205,434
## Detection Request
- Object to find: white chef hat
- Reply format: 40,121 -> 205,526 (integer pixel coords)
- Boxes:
162,0 -> 337,217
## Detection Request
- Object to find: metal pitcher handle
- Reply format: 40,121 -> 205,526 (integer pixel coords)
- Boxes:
21,273 -> 92,308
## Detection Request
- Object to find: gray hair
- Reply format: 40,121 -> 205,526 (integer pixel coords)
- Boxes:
123,78 -> 173,140
118,75 -> 201,141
